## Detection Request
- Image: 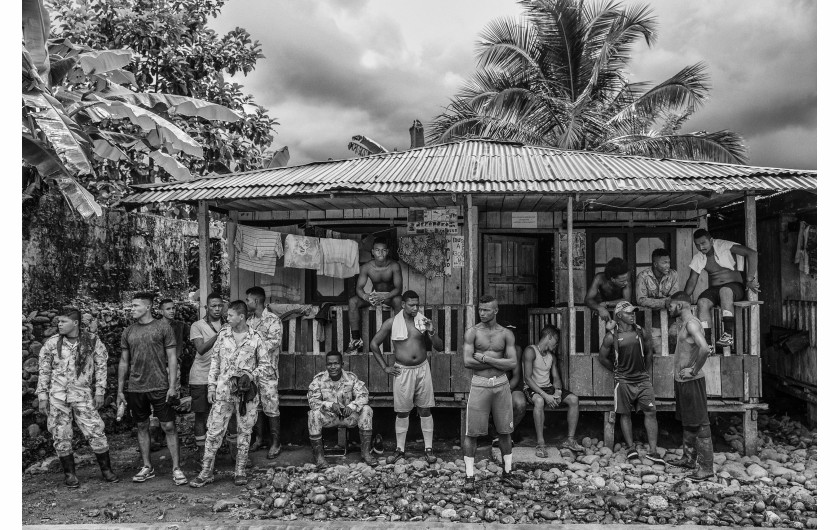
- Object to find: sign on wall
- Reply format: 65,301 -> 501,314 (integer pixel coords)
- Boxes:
511,212 -> 538,228
407,207 -> 459,234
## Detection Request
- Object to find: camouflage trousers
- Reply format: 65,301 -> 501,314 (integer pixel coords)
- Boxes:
308,405 -> 373,437
47,397 -> 108,457
202,398 -> 259,462
257,377 -> 279,417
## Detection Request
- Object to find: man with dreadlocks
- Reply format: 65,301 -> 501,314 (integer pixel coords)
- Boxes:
37,306 -> 119,488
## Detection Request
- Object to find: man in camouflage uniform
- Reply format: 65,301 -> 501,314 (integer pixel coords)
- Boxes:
190,300 -> 272,487
37,306 -> 119,487
245,286 -> 283,459
307,351 -> 377,468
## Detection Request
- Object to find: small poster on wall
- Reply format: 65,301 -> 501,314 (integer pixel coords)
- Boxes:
407,207 -> 459,234
511,212 -> 538,228
448,235 -> 465,268
558,231 -> 586,269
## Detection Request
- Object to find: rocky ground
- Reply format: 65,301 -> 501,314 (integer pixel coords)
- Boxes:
22,413 -> 816,527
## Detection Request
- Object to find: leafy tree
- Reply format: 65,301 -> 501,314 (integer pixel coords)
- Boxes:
22,0 -> 280,215
430,0 -> 747,164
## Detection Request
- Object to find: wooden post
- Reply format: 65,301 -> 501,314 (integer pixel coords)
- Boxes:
603,411 -> 615,450
226,218 -> 238,300
566,196 -> 575,355
465,194 -> 478,329
197,200 -> 211,319
745,193 -> 760,357
743,408 -> 758,456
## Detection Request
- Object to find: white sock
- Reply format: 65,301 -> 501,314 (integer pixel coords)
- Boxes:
722,310 -> 733,317
420,416 -> 434,450
395,416 -> 409,451
503,453 -> 513,473
701,320 -> 710,328
464,456 -> 475,478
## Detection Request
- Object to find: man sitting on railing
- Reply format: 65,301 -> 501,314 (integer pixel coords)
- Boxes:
684,229 -> 759,351
585,257 -> 632,322
635,249 -> 681,355
306,351 -> 377,469
346,237 -> 403,354
598,301 -> 666,466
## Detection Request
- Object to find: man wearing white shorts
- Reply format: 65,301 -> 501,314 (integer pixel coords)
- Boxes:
370,290 -> 443,464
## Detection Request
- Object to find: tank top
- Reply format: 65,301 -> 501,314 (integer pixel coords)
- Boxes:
673,316 -> 705,382
526,345 -> 553,388
610,326 -> 648,383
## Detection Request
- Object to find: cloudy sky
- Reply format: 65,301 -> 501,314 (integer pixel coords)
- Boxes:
210,0 -> 817,169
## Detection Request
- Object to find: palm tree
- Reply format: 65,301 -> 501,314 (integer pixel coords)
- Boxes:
430,0 -> 747,164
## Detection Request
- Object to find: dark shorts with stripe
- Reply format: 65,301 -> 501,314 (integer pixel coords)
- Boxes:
525,385 -> 573,405
614,378 -> 656,414
674,377 -> 710,427
698,281 -> 745,306
126,390 -> 176,424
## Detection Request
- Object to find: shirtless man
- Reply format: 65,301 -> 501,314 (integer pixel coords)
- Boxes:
667,292 -> 715,481
684,229 -> 758,351
370,290 -> 443,464
462,295 -> 523,491
346,237 -> 403,353
585,257 -> 632,322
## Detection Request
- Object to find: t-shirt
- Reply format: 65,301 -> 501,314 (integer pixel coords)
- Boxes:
189,319 -> 223,385
121,318 -> 176,392
610,328 -> 648,383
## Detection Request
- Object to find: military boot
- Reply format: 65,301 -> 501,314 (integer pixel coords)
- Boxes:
267,416 -> 282,459
95,451 -> 119,482
359,430 -> 378,467
189,456 -> 215,488
671,431 -> 698,469
687,435 -> 716,482
310,437 -> 328,469
59,454 -> 80,488
233,449 -> 248,486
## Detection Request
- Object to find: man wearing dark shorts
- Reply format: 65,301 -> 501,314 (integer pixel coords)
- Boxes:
668,292 -> 715,481
597,301 -> 665,465
684,229 -> 759,351
117,292 -> 187,485
462,295 -> 523,492
523,325 -> 583,458
189,292 -> 225,451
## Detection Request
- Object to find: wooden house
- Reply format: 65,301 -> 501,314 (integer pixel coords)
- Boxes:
123,139 -> 817,454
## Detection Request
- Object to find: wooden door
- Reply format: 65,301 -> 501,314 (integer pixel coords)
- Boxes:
483,235 -> 539,345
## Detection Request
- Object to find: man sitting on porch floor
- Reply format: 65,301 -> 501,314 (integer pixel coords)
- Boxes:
585,257 -> 632,322
346,237 -> 403,353
597,301 -> 666,466
522,324 -> 583,457
683,229 -> 759,351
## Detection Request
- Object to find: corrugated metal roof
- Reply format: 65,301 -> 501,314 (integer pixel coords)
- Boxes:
122,139 -> 817,205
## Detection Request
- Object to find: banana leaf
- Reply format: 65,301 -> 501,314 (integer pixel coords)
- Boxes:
22,92 -> 94,176
54,176 -> 103,218
148,150 -> 192,180
110,92 -> 242,122
77,49 -> 134,75
22,0 -> 50,83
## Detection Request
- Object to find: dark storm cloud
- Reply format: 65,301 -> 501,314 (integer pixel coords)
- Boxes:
213,0 -> 816,168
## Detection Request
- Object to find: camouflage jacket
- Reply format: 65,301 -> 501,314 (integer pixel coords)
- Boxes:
307,370 -> 369,414
247,309 -> 283,371
37,332 -> 107,403
208,326 -> 272,402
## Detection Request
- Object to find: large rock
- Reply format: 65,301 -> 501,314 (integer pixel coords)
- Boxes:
747,463 -> 768,478
647,495 -> 668,509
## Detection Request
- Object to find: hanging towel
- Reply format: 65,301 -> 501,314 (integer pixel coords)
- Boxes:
390,310 -> 429,341
317,238 -> 360,278
234,225 -> 283,275
794,221 -> 810,274
398,234 -> 449,278
283,234 -> 323,270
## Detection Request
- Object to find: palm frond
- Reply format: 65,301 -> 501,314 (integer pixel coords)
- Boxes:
609,62 -> 710,125
603,129 -> 748,164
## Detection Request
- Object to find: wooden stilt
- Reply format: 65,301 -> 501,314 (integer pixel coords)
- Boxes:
197,200 -> 211,319
743,408 -> 758,456
603,411 -> 615,451
460,407 -> 467,447
807,402 -> 817,430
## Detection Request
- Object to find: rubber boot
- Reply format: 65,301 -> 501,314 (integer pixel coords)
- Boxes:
95,451 -> 119,482
310,437 -> 328,469
267,416 -> 282,459
249,414 -> 264,452
687,435 -> 716,481
233,449 -> 248,486
189,456 -> 215,488
59,454 -> 80,489
359,430 -> 378,467
671,431 -> 698,469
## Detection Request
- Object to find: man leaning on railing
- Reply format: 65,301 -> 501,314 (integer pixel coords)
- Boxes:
635,248 -> 680,355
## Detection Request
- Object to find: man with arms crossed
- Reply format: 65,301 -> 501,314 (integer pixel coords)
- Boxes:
522,324 -> 583,458
189,292 -> 225,452
245,286 -> 283,459
585,257 -> 632,322
684,229 -> 759,351
346,237 -> 403,353
462,295 -> 523,492
668,292 -> 716,481
597,301 -> 666,465
370,290 -> 443,463
117,292 -> 186,485
635,248 -> 681,355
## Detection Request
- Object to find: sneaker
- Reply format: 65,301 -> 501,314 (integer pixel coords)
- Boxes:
685,468 -> 716,482
345,338 -> 363,354
500,471 -> 523,489
627,450 -> 640,461
463,476 -> 476,492
716,332 -> 734,347
560,437 -> 584,452
172,468 -> 188,486
372,434 -> 384,455
189,472 -> 214,488
424,448 -> 437,464
386,449 -> 405,464
132,466 -> 155,483
647,454 -> 668,467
